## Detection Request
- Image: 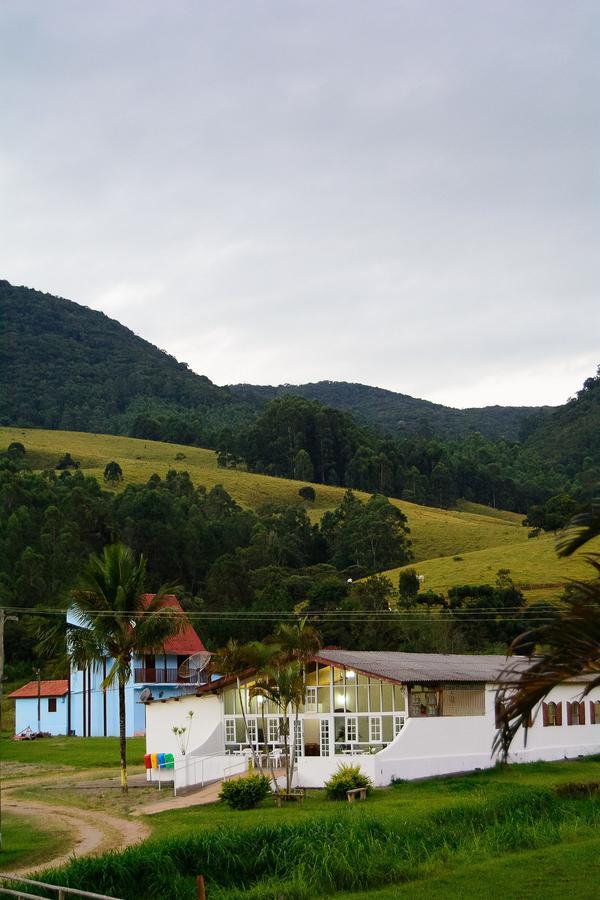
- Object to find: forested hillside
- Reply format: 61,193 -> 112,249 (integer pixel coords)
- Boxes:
0,280 -> 256,443
231,381 -> 548,441
525,373 -> 600,478
1,279 -> 598,522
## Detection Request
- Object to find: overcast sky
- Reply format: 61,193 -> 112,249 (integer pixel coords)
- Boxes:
1,2 -> 598,408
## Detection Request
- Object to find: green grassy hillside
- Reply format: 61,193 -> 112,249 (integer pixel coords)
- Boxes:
1,427 -> 528,565
383,531 -> 595,601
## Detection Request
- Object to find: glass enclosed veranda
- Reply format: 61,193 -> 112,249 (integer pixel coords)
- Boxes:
221,661 -> 408,757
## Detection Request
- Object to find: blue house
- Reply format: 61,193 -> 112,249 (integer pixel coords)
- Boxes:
10,679 -> 69,736
10,595 -> 206,738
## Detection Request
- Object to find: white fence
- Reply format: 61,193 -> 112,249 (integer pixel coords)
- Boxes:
171,752 -> 248,795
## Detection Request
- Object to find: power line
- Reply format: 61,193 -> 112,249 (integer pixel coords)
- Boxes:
2,607 -> 560,624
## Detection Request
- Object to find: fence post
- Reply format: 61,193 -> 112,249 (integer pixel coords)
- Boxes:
196,875 -> 206,900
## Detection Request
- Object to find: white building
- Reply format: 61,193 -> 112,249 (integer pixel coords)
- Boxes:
144,650 -> 600,792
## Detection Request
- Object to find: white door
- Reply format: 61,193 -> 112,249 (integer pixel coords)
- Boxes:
319,717 -> 331,756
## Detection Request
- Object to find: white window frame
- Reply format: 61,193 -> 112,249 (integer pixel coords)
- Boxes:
305,686 -> 318,712
268,718 -> 280,744
345,716 -> 358,744
320,718 -> 330,756
369,715 -> 382,743
247,717 -> 258,745
224,717 -> 236,744
393,714 -> 405,737
294,718 -> 304,757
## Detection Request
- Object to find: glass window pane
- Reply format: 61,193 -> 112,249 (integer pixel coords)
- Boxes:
369,683 -> 381,712
382,715 -> 393,742
224,689 -> 235,715
319,665 -> 332,686
381,684 -> 393,711
358,717 -> 370,742
333,685 -> 346,713
318,686 -> 331,713
393,685 -> 405,711
305,663 -> 318,686
357,686 -> 369,713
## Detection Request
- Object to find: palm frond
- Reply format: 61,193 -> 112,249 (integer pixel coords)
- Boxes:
496,578 -> 600,759
557,498 -> 600,557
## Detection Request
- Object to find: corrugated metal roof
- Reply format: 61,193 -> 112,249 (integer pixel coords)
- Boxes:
315,650 -> 531,684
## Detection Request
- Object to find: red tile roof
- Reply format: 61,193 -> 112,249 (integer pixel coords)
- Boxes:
9,679 -> 69,699
141,594 -> 205,655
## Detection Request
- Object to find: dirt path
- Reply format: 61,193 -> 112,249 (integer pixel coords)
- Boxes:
3,782 -> 151,877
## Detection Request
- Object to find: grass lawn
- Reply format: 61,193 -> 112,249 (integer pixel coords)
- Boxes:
0,810 -> 72,872
146,756 -> 600,839
0,735 -> 146,770
0,426 -> 529,564
24,756 -> 600,899
336,832 -> 600,899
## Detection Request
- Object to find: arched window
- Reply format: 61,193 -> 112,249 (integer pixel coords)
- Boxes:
547,702 -> 557,726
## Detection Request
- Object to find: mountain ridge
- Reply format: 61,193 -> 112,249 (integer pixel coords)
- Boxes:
229,379 -> 550,441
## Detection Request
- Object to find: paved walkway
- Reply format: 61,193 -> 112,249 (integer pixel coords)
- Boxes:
137,767 -> 285,816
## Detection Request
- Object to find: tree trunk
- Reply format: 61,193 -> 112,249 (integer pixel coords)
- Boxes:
283,724 -> 290,795
237,680 -> 260,771
118,676 -> 128,794
288,705 -> 300,794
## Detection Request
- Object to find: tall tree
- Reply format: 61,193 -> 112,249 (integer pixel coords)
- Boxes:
63,543 -> 180,792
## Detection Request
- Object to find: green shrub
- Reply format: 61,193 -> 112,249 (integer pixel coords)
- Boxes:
556,781 -> 600,798
324,764 -> 373,801
219,774 -> 271,810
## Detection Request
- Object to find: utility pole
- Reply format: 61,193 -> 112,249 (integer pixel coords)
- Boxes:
36,668 -> 42,734
0,607 -> 18,850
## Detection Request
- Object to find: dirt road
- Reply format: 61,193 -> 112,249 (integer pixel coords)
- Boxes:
3,774 -> 151,877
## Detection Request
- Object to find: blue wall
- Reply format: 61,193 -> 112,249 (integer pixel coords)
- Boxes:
68,655 -> 197,737
15,695 -> 68,735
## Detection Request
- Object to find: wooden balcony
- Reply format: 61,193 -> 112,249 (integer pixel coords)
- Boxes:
133,667 -> 188,684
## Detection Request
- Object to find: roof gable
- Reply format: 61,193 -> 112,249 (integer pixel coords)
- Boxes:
140,594 -> 205,655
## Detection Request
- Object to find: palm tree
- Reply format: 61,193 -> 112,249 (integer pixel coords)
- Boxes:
255,620 -> 322,794
496,500 -> 600,758
209,639 -> 278,771
66,543 -> 181,792
251,660 -> 305,795
270,618 -> 321,664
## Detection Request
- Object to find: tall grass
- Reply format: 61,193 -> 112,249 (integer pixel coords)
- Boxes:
14,787 -> 600,899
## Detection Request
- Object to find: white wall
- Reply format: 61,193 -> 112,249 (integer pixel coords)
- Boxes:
145,681 -> 600,791
373,683 -> 600,784
145,693 -> 222,758
297,755 -> 378,788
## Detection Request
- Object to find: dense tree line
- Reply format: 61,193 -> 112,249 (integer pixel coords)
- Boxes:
0,456 -> 411,672
216,389 -> 600,515
230,380 -> 546,442
1,449 -> 568,677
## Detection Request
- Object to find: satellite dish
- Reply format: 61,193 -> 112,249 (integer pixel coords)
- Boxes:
139,688 -> 153,703
178,652 -> 212,683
